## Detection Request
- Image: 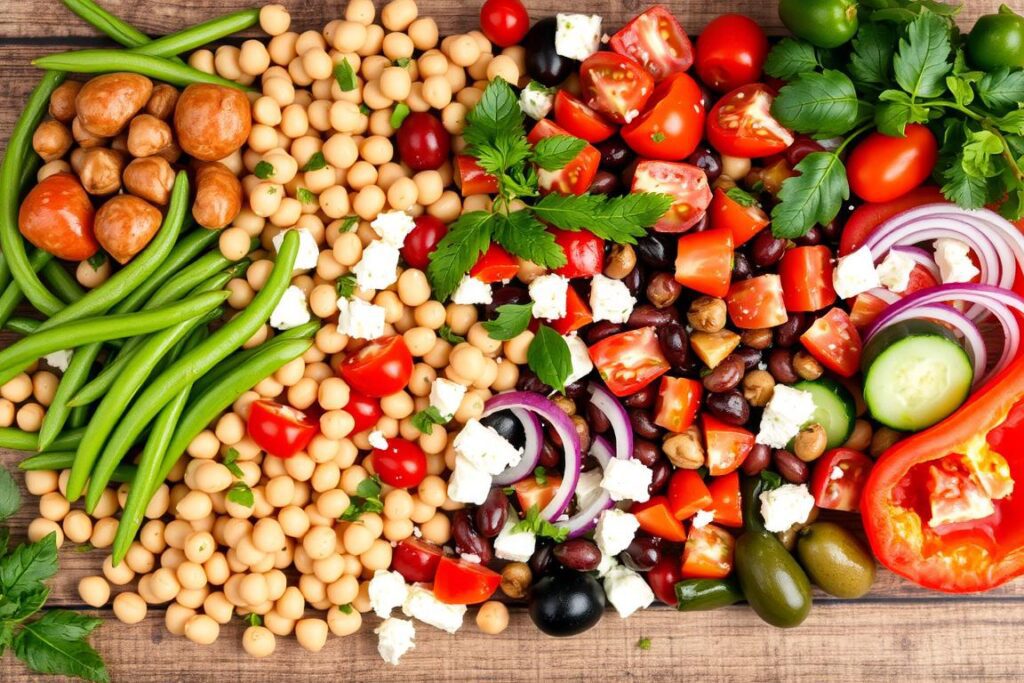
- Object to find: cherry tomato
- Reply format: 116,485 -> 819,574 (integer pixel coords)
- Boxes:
345,391 -> 383,435
647,551 -> 685,606
779,245 -> 837,312
549,286 -> 593,335
621,73 -> 706,161
433,556 -> 501,604
702,415 -> 755,476
247,400 -> 318,458
726,274 -> 789,329
800,308 -> 862,378
610,6 -> 694,81
706,471 -> 742,527
707,186 -> 769,246
470,243 -> 519,283
551,228 -> 604,279
372,437 -> 427,488
339,336 -> 414,397
553,91 -> 616,143
839,186 -> 946,255
391,538 -> 445,583
810,448 -> 873,512
479,0 -> 529,48
527,119 -> 600,195
673,228 -> 734,298
654,376 -> 702,433
579,52 -> 655,124
513,475 -> 562,512
631,160 -> 712,233
396,112 -> 451,171
847,124 -> 939,203
694,14 -> 769,92
681,523 -> 735,579
631,496 -> 687,542
18,173 -> 98,260
402,215 -> 448,270
588,326 -> 670,397
706,84 -> 794,158
455,155 -> 499,196
667,469 -> 713,521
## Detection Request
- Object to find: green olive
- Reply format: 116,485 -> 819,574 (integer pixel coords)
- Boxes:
779,0 -> 859,49
735,531 -> 813,628
967,4 -> 1024,71
796,522 -> 876,599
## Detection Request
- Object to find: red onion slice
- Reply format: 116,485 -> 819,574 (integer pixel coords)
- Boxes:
587,382 -> 634,461
481,407 -> 543,486
556,436 -> 616,538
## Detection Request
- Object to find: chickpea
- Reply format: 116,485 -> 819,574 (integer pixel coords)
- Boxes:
381,0 -> 418,31
16,404 -> 44,432
49,81 -> 82,123
184,614 -> 220,645
78,576 -> 110,608
742,370 -> 776,407
91,517 -> 118,548
240,625 -> 275,658
239,39 -> 272,76
295,618 -> 329,652
123,156 -> 175,205
476,601 -> 510,635
32,120 -> 72,162
24,470 -> 58,496
78,148 -> 126,196
113,592 -> 147,624
260,4 -> 291,35
76,73 -> 153,137
844,419 -> 873,451
39,492 -> 70,522
871,427 -> 901,458
688,297 -> 728,333
63,510 -> 93,544
94,194 -> 162,264
486,55 -> 520,84
792,351 -> 825,381
720,154 -> 752,182
500,562 -> 532,599
663,427 -> 706,469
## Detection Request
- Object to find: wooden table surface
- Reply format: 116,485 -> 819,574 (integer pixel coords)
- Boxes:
2,1 -> 1023,681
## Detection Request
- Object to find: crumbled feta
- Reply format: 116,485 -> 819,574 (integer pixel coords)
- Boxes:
368,569 -> 409,619
429,378 -> 466,419
595,550 -> 619,578
43,349 -> 73,372
589,274 -> 636,324
453,418 -> 521,476
600,458 -> 653,503
594,508 -> 639,558
756,384 -> 817,449
603,565 -> 655,618
494,520 -> 537,562
446,454 -> 493,505
830,466 -> 844,480
451,275 -> 493,305
556,14 -> 603,61
368,430 -> 388,450
519,81 -> 555,120
269,285 -> 311,330
371,210 -> 416,248
575,468 -> 604,510
833,246 -> 881,299
934,238 -> 980,284
564,334 -> 594,386
692,509 -> 715,529
336,296 -> 386,340
402,585 -> 466,634
375,617 -> 415,665
876,250 -> 915,293
623,109 -> 640,124
529,273 -> 569,320
460,553 -> 480,564
759,483 -> 815,533
273,228 -> 320,270
352,240 -> 400,290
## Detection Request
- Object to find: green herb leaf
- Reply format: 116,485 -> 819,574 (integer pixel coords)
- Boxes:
3,583 -> 49,622
411,406 -> 447,434
334,60 -> 357,91
849,23 -> 897,92
893,11 -> 952,99
393,57 -> 411,68
874,89 -> 930,136
340,476 -> 384,520
531,135 -> 587,171
335,273 -> 357,299
339,215 -> 359,232
771,152 -> 849,239
482,303 -> 534,340
296,187 -> 316,205
760,470 -> 784,491
0,465 -> 20,521
531,192 -> 672,245
533,466 -> 547,486
338,603 -> 354,614
86,252 -> 106,271
0,532 -> 58,599
763,38 -> 821,80
637,637 -> 652,651
244,613 -> 262,627
977,68 -> 1024,114
0,527 -> 9,560
511,504 -> 569,542
427,211 -> 495,301
13,610 -> 108,683
438,324 -> 466,344
254,161 -> 276,179
492,211 -> 565,270
463,78 -> 524,150
356,475 -> 382,500
390,102 -> 411,129
941,158 -> 997,209
527,324 -> 572,394
725,186 -> 758,208
227,481 -> 254,508
772,70 -> 862,137
302,152 -> 327,172
945,75 -> 975,107
961,129 -> 1005,178
994,111 -> 1024,136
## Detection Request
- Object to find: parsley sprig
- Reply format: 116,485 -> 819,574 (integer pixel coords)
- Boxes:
511,504 -> 569,542
223,448 -> 254,508
340,476 -> 384,520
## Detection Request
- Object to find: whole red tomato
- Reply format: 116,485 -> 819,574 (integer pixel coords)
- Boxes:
396,112 -> 451,171
345,391 -> 383,434
847,124 -> 938,203
402,215 -> 448,269
372,437 -> 427,488
340,336 -> 414,397
479,0 -> 529,48
18,173 -> 98,260
694,14 -> 769,92
621,73 -> 706,161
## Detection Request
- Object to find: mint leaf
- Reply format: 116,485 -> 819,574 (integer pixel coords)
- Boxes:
531,135 -> 587,171
0,465 -> 20,521
427,211 -> 494,301
438,324 -> 466,344
527,324 -> 572,394
771,152 -> 849,239
254,161 -> 275,179
2,583 -> 49,622
411,407 -> 447,434
772,70 -> 862,137
849,23 -> 896,92
531,192 -> 672,245
482,303 -> 534,341
893,11 -> 952,99
302,152 -> 327,172
341,476 -> 384,520
227,481 -> 254,508
491,211 -> 565,270
978,68 -> 1024,114
13,610 -> 108,683
874,90 -> 930,136
390,102 -> 411,129
334,60 -> 357,91
0,532 -> 58,599
335,273 -> 357,298
763,38 -> 820,80
356,476 -> 382,500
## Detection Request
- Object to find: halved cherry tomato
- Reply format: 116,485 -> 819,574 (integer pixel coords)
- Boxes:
631,496 -> 688,542
433,556 -> 501,604
849,291 -> 889,330
513,475 -> 562,512
372,437 -> 427,488
726,274 -> 788,329
779,245 -> 837,312
391,538 -> 445,583
647,551 -> 685,606
706,471 -> 742,527
609,6 -> 694,81
673,228 -> 734,297
18,173 -> 98,260
681,523 -> 735,579
549,286 -> 593,335
345,391 -> 384,434
479,0 -> 529,48
553,91 -> 616,143
579,52 -> 655,124
706,84 -> 794,158
455,155 -> 499,196
528,119 -> 600,195
694,13 -> 768,92
702,415 -> 755,476
588,326 -> 670,397
402,215 -> 447,270
247,400 -> 318,458
667,469 -> 713,521
551,228 -> 604,279
470,243 -> 519,283
811,448 -> 874,512
621,73 -> 705,161
340,336 -> 414,397
839,185 -> 946,256
654,376 -> 702,432
847,124 -> 938,204
707,186 -> 769,245
801,308 -> 862,378
631,160 -> 712,233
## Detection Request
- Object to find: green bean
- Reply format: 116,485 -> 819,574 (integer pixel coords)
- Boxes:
0,250 -> 50,329
132,9 -> 260,58
111,225 -> 217,314
0,427 -> 84,452
60,0 -> 153,50
4,317 -> 41,336
0,290 -> 228,386
69,404 -> 89,429
33,51 -> 250,91
20,450 -> 137,484
41,260 -> 85,304
0,251 -> 10,293
36,343 -> 101,452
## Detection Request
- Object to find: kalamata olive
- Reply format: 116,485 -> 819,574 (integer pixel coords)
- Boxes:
631,438 -> 659,467
767,349 -> 800,384
451,510 -> 493,563
483,285 -> 529,320
796,226 -> 823,246
596,136 -> 631,170
620,535 -> 662,572
648,457 -> 670,494
750,231 -> 786,268
588,170 -> 619,195
685,145 -> 723,183
530,538 -> 557,577
646,272 -> 682,308
657,322 -> 689,369
773,314 -> 804,348
622,265 -> 644,297
586,401 -> 611,434
553,539 -> 601,571
480,410 -> 527,451
773,449 -> 809,484
564,380 -> 588,400
627,304 -> 677,329
629,409 -> 661,440
732,251 -> 754,280
192,161 -> 242,229
123,156 -> 175,206
475,488 -> 509,539
538,440 -> 560,470
585,321 -> 623,345
703,356 -> 744,393
741,443 -> 772,476
396,112 -> 451,171
517,368 -> 550,394
706,390 -> 750,426
785,136 -> 825,167
635,233 -> 674,269
528,570 -> 605,637
731,347 -> 762,372
75,73 -> 153,137
18,173 -> 98,261
94,194 -> 162,264
174,83 -> 251,161
820,219 -> 842,244
623,385 -> 656,409
523,17 -> 576,86
620,157 -> 640,188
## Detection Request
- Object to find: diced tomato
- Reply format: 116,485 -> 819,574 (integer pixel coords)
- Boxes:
632,160 -> 712,233
247,400 -> 318,459
513,475 -> 562,513
551,228 -> 604,279
631,496 -> 688,542
849,291 -> 889,330
667,469 -> 713,521
647,551 -> 685,606
588,327 -> 670,397
579,52 -> 655,124
344,391 -> 383,434
726,274 -> 788,329
707,187 -> 769,245
528,119 -> 600,195
702,415 -> 755,476
455,155 -> 499,196
390,538 -> 445,583
673,227 -> 733,297
470,243 -> 519,283
609,6 -> 694,81
706,471 -> 742,527
549,286 -> 593,335
654,376 -> 702,432
706,84 -> 794,158
620,73 -> 706,161
801,308 -> 862,378
681,523 -> 735,579
779,245 -> 837,312
810,448 -> 873,513
839,185 -> 946,256
553,90 -> 616,143
433,556 -> 501,604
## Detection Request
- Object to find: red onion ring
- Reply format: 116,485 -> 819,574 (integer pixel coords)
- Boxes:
587,382 -> 634,461
556,436 -> 616,538
479,407 -> 543,486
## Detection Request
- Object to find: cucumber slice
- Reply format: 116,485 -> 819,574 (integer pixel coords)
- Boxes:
862,320 -> 973,432
792,379 -> 855,449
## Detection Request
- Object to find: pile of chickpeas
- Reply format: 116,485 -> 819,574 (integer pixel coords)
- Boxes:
0,364 -> 59,435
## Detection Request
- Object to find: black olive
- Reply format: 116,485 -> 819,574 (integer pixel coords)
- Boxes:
480,410 -> 527,450
634,233 -> 675,270
596,136 -> 631,170
523,18 -> 576,86
528,570 -> 606,637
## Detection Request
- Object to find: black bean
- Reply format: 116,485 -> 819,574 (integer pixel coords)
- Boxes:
627,304 -> 677,329
685,145 -> 722,183
732,251 -> 753,280
588,169 -> 619,195
564,380 -> 588,400
632,438 -> 659,467
629,409 -> 661,440
702,357 -> 744,393
750,231 -> 786,268
741,443 -> 771,476
596,136 -> 631,170
773,313 -> 804,348
648,457 -> 670,494
767,348 -> 799,384
796,226 -> 823,246
705,390 -> 750,425
620,535 -> 662,572
586,401 -> 611,434
773,449 -> 809,484
635,233 -> 674,270
517,368 -> 551,394
475,488 -> 509,538
623,385 -> 656,409
585,320 -> 623,345
731,347 -> 762,372
530,537 -> 556,576
657,322 -> 689,369
622,265 -> 644,297
539,440 -> 560,469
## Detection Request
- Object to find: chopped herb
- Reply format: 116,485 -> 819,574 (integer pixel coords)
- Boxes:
254,160 -> 276,179
393,57 -> 411,68
296,187 -> 316,205
339,215 -> 359,232
650,132 -> 666,143
86,252 -> 106,271
760,470 -> 784,491
411,406 -> 447,434
302,152 -> 327,172
438,324 -> 466,344
335,273 -> 357,298
334,60 -> 357,91
725,186 -> 759,208
222,448 -> 244,479
338,604 -> 354,614
74,542 -> 94,553
637,637 -> 652,651
243,613 -> 262,627
390,102 -> 411,129
511,504 -> 569,542
533,466 -> 547,486
359,104 -> 371,116
227,481 -> 254,508
340,476 -> 384,520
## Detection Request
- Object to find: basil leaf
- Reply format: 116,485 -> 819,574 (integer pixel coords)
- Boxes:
526,324 -> 572,394
482,303 -> 534,341
0,465 -> 20,521
530,135 -> 587,171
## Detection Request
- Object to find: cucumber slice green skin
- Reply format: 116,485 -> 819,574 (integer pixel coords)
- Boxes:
792,378 -> 856,449
861,320 -> 973,432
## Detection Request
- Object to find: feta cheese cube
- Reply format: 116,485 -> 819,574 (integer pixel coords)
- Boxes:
589,274 -> 636,324
460,553 -> 481,563
602,565 -> 655,618
555,14 -> 602,61
352,240 -> 400,291
429,378 -> 466,419
529,273 -> 570,320
269,285 -> 311,330
564,334 -> 594,386
375,617 -> 416,665
494,521 -> 537,562
519,81 -> 555,120
446,454 -> 493,505
452,418 -> 521,476
934,238 -> 980,284
402,585 -> 466,633
451,275 -> 493,305
756,384 -> 817,449
273,228 -> 320,270
692,509 -> 715,529
759,483 -> 815,533
575,468 -> 604,510
336,296 -> 386,340
832,246 -> 881,299
368,430 -> 388,450
594,508 -> 639,558
595,550 -> 619,578
371,210 -> 416,248
43,349 -> 73,372
600,457 -> 653,503
876,250 -> 915,293
368,569 -> 409,619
